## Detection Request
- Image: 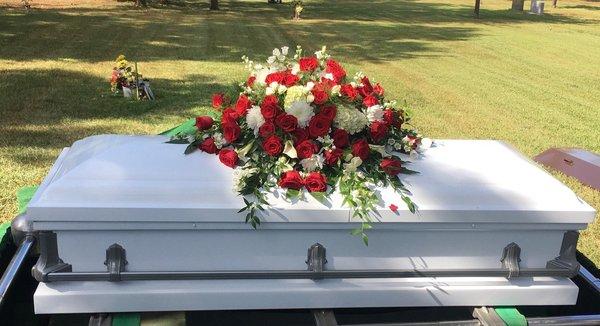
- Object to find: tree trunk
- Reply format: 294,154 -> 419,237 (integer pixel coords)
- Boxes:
511,0 -> 524,11
552,0 -> 558,7
210,0 -> 219,10
474,0 -> 480,16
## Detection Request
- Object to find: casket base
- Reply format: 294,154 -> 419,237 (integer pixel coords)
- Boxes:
34,277 -> 577,314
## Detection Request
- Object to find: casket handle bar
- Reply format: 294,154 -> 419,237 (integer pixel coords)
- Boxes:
306,243 -> 327,279
105,243 -> 127,282
500,242 -> 521,278
33,233 -> 581,283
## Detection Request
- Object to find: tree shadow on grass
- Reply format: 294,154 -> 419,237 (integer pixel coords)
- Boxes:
0,69 -> 236,161
0,0 -> 593,63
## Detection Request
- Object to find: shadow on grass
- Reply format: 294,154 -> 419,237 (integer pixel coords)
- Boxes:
0,0 -> 593,63
0,69 -> 236,163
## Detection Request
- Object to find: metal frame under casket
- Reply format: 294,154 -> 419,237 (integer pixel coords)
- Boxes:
24,135 -> 596,314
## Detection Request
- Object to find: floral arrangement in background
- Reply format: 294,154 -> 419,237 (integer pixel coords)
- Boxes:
171,46 -> 430,244
110,54 -> 155,100
291,0 -> 303,20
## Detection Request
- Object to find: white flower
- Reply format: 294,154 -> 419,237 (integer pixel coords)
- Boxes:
291,63 -> 300,75
213,133 -> 227,149
366,105 -> 384,122
322,72 -> 335,81
306,94 -> 315,103
300,154 -> 324,172
246,106 -> 265,135
305,82 -> 315,92
265,87 -> 275,96
334,106 -> 368,134
267,56 -> 276,64
232,167 -> 259,193
255,68 -> 270,85
286,101 -> 315,127
331,85 -> 341,95
281,46 -> 289,56
387,138 -> 396,145
343,157 -> 363,173
272,48 -> 281,57
277,85 -> 287,94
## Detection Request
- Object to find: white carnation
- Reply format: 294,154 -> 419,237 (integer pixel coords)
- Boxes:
286,101 -> 315,128
366,105 -> 384,122
300,154 -> 324,172
213,132 -> 227,149
334,106 -> 368,134
246,106 -> 265,135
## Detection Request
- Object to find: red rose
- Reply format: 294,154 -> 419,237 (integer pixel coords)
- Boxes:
370,121 -> 389,142
265,71 -> 284,85
276,114 -> 298,132
262,135 -> 283,157
195,116 -> 214,130
198,137 -> 218,154
218,149 -> 238,168
324,148 -> 343,165
389,204 -> 398,213
222,122 -> 241,143
283,73 -> 299,87
299,56 -> 319,72
296,140 -> 318,159
319,105 -> 337,121
325,59 -> 346,83
292,128 -> 309,145
380,158 -> 402,176
383,109 -> 397,126
363,95 -> 379,108
221,108 -> 239,124
340,84 -> 358,100
373,83 -> 384,96
308,114 -> 331,138
212,93 -> 225,109
304,172 -> 327,193
258,121 -> 276,137
332,129 -> 349,148
260,95 -> 281,119
351,139 -> 370,161
235,94 -> 252,116
278,170 -> 304,190
247,76 -> 256,87
312,89 -> 328,105
358,76 -> 374,98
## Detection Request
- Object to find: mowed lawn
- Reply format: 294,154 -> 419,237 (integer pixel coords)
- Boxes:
1,0 -> 599,261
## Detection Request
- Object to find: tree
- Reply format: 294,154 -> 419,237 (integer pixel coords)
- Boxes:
474,0 -> 480,16
210,0 -> 219,10
553,0 -> 558,7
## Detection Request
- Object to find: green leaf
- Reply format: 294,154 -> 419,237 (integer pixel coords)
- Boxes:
309,191 -> 327,203
285,189 -> 300,199
400,167 -> 420,175
166,138 -> 190,144
350,228 -> 363,236
362,233 -> 369,246
237,207 -> 248,213
184,143 -> 198,155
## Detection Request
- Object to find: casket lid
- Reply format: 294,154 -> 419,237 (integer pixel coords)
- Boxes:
27,135 -> 595,224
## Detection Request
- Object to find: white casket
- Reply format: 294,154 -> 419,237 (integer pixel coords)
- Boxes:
27,135 -> 595,314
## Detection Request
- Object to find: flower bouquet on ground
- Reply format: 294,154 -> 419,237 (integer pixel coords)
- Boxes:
170,46 -> 429,244
110,54 -> 155,100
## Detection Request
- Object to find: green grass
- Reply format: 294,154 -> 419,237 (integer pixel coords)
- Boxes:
0,0 -> 599,263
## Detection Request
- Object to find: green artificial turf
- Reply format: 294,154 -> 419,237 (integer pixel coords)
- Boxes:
0,0 -> 599,263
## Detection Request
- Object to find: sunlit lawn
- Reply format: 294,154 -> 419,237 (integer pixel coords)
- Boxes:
1,0 -> 599,262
